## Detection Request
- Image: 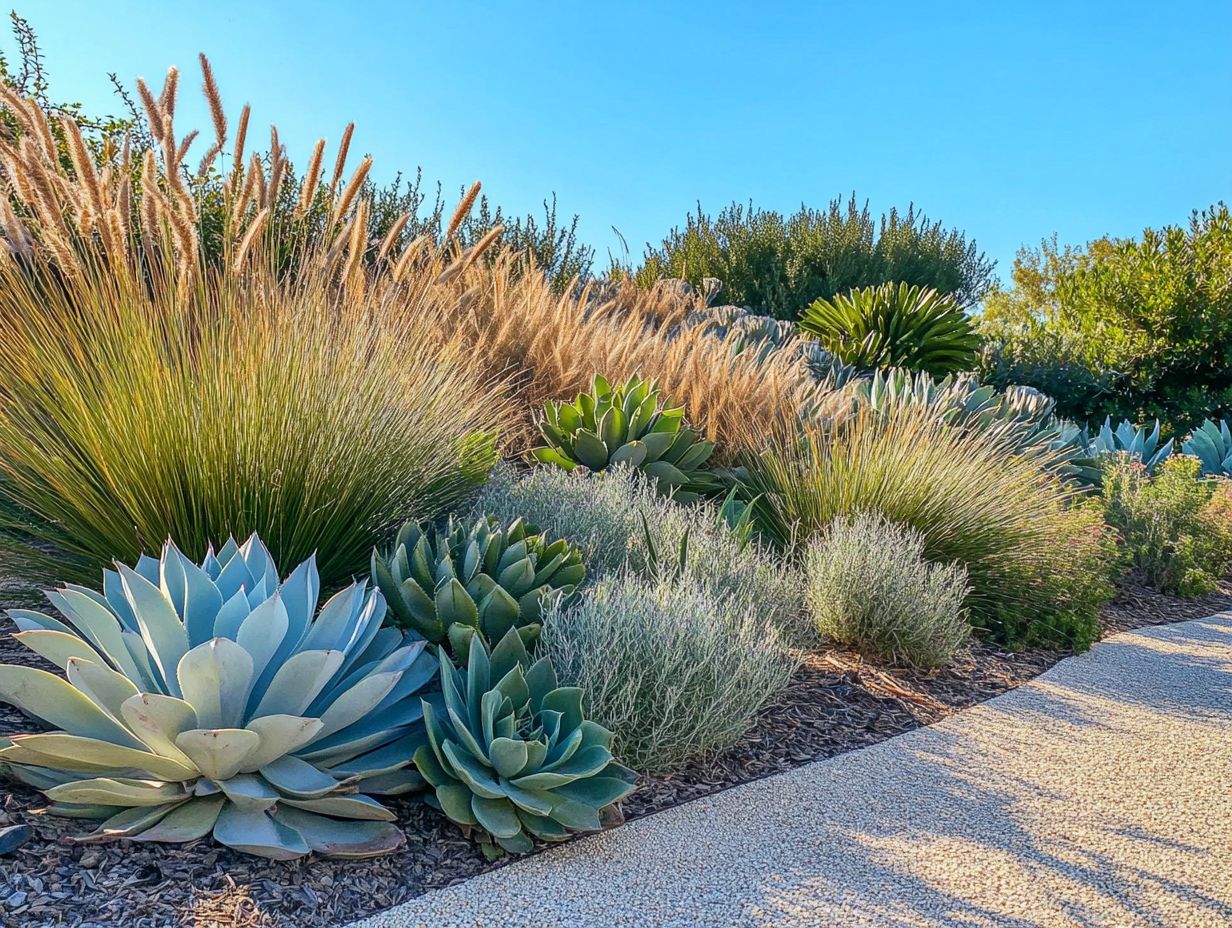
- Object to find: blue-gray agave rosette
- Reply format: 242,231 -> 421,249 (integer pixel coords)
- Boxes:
0,535 -> 435,860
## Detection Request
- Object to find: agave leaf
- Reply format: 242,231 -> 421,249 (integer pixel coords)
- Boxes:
78,802 -> 182,841
120,693 -> 199,765
260,754 -> 343,798
273,807 -> 405,859
435,578 -> 478,629
65,659 -> 140,721
488,737 -> 529,778
213,805 -> 310,860
240,715 -> 323,771
175,728 -> 260,782
12,630 -> 105,672
0,666 -> 145,749
217,773 -> 280,813
235,595 -> 289,688
532,446 -> 578,470
471,795 -> 522,839
307,672 -> 400,745
552,774 -> 637,809
161,549 -> 225,649
47,777 -> 190,807
572,430 -> 610,470
9,733 -> 197,782
176,638 -> 255,730
117,565 -> 191,696
282,793 -> 395,821
251,649 -> 345,719
34,591 -> 145,682
129,795 -> 224,844
441,741 -> 504,799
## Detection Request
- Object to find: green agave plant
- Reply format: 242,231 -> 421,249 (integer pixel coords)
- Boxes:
799,282 -> 980,377
1182,419 -> 1232,477
414,628 -> 637,859
533,374 -> 718,502
373,516 -> 584,660
0,535 -> 436,859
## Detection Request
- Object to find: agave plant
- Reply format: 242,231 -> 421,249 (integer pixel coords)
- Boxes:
1089,418 -> 1174,474
414,628 -> 637,859
799,282 -> 980,377
0,535 -> 436,859
533,374 -> 718,501
1183,419 -> 1232,477
373,516 -> 583,660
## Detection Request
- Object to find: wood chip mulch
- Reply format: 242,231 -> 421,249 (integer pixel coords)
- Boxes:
0,576 -> 1227,928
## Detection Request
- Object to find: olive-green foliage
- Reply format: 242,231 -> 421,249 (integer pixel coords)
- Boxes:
743,405 -> 1115,650
805,514 -> 971,668
539,570 -> 794,775
631,195 -> 994,320
979,206 -> 1232,432
799,283 -> 981,376
1100,455 -> 1232,597
372,516 -> 584,659
533,374 -> 718,502
414,628 -> 637,859
472,465 -> 804,635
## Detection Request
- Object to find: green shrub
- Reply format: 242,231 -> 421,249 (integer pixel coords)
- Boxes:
978,206 -> 1232,431
743,405 -> 1114,650
630,195 -> 995,320
799,283 -> 981,376
472,465 -> 804,633
0,536 -> 435,859
539,570 -> 794,775
1100,455 -> 1232,596
804,513 -> 970,667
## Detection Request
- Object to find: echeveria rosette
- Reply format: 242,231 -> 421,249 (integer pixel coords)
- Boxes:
0,535 -> 436,860
372,516 -> 584,660
414,628 -> 637,859
533,373 -> 720,502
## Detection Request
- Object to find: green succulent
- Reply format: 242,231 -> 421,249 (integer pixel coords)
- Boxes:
1089,417 -> 1174,475
799,282 -> 980,376
414,628 -> 637,859
533,374 -> 718,502
373,516 -> 584,659
0,536 -> 436,859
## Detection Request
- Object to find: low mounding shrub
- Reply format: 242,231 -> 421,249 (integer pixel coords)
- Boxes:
415,628 -> 637,859
0,536 -> 435,859
799,283 -> 981,377
742,405 -> 1116,650
472,465 -> 804,633
1100,455 -> 1232,596
539,571 -> 794,775
805,514 -> 970,667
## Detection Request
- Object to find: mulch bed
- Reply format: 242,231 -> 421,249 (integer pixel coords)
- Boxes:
1,577 -> 1228,928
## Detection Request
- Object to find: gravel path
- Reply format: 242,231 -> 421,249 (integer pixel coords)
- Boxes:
349,613 -> 1232,928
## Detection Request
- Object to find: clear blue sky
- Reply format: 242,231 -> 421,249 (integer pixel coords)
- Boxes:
22,0 -> 1232,284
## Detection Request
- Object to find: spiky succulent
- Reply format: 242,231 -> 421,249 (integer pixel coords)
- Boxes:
414,628 -> 637,859
799,282 -> 980,376
533,374 -> 718,502
373,516 -> 583,659
1183,419 -> 1232,477
0,535 -> 436,860
1089,417 -> 1174,474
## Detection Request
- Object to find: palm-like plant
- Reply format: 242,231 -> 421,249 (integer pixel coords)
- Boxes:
798,282 -> 980,376
0,536 -> 436,859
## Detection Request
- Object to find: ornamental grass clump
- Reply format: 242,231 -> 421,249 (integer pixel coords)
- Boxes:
415,628 -> 637,859
742,404 -> 1115,650
0,58 -> 508,589
0,536 -> 436,859
804,513 -> 970,667
539,571 -> 795,775
372,515 -> 584,659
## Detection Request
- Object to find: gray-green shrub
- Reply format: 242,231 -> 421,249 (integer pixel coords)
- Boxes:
472,464 -> 804,632
805,513 -> 970,667
539,570 -> 795,775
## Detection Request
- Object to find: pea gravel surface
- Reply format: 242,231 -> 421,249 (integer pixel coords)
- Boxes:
349,613 -> 1232,928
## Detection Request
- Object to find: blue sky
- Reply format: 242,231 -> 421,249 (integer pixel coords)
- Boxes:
22,1 -> 1232,284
